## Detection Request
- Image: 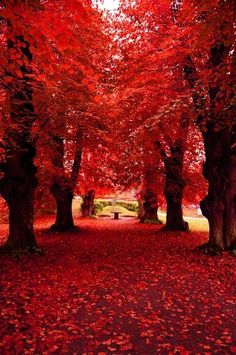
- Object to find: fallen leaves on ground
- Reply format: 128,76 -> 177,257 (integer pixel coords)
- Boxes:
0,217 -> 235,354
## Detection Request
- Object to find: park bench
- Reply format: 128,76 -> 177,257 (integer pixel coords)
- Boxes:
112,211 -> 121,220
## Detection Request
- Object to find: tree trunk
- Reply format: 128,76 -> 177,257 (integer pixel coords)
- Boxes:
157,139 -> 189,232
81,190 -> 95,217
49,132 -> 82,232
7,192 -> 35,250
138,199 -> 145,219
184,41 -> 236,253
140,190 -> 162,223
0,20 -> 39,253
155,114 -> 189,232
140,152 -> 162,223
50,179 -> 78,232
199,128 -> 236,253
0,150 -> 38,252
165,185 -> 188,231
223,149 -> 236,249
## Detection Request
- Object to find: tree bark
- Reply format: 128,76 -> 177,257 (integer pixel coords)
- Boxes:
163,152 -> 189,232
0,150 -> 38,252
223,146 -> 236,249
140,189 -> 161,223
0,21 -> 39,252
138,199 -> 145,219
50,179 -> 77,231
184,41 -> 236,252
165,198 -> 188,231
81,190 -> 95,217
199,128 -> 236,252
140,149 -> 162,223
49,134 -> 82,232
156,116 -> 189,232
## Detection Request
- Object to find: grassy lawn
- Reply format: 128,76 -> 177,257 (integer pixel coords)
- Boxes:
72,199 -> 209,232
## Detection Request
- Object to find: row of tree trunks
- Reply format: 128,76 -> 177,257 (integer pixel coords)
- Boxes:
140,132 -> 189,231
184,41 -> 236,252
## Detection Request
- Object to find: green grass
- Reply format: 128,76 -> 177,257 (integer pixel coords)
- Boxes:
99,205 -> 137,217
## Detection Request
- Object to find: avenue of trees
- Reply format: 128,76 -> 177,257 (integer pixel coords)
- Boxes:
0,0 -> 235,254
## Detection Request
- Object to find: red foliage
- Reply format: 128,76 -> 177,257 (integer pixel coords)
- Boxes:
0,217 -> 235,353
0,1 -> 234,351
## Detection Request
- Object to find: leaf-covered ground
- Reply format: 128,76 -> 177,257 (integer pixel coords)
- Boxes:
0,217 -> 236,354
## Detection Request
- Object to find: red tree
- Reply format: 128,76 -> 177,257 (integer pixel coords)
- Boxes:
0,0 -> 41,253
181,0 -> 236,252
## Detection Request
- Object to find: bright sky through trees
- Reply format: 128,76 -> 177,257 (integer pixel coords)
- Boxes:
98,0 -> 119,10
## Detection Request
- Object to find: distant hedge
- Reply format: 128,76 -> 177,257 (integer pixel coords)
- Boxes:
94,201 -> 104,214
94,200 -> 138,215
116,201 -> 138,212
